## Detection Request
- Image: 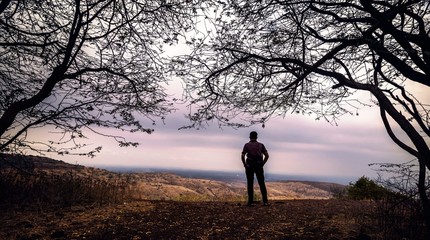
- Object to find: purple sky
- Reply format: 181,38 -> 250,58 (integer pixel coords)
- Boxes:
32,55 -> 428,184
36,94 -> 413,183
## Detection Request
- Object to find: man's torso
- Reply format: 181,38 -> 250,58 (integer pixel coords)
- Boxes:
243,141 -> 266,165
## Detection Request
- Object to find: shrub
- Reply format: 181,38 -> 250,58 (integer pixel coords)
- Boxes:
0,168 -> 133,208
346,176 -> 390,200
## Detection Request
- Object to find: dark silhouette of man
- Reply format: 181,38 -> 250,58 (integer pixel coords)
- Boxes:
241,131 -> 269,206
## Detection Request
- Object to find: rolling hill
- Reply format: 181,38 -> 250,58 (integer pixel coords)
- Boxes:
0,153 -> 345,201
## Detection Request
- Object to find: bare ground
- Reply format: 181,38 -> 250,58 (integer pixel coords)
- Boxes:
1,199 -> 379,240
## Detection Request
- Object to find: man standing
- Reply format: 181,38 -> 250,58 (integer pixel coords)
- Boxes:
241,131 -> 269,206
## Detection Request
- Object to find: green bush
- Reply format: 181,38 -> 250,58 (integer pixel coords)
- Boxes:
346,176 -> 389,200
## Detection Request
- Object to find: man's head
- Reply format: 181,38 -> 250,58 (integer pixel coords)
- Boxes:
249,131 -> 258,140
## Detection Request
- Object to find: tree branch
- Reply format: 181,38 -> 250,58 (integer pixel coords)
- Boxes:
0,0 -> 12,15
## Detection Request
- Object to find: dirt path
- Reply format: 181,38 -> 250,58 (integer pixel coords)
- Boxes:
1,200 -> 377,239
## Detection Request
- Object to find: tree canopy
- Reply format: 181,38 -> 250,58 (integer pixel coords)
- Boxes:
178,0 -> 429,169
175,0 -> 430,224
0,0 -> 199,156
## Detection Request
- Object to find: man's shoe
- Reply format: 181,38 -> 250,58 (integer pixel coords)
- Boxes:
263,202 -> 270,206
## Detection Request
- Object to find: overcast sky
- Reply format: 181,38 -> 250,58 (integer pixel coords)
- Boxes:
36,79 -> 422,185
32,40 -> 429,185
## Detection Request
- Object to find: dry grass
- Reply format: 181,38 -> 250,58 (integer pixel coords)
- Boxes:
1,154 -> 428,239
1,199 -> 379,240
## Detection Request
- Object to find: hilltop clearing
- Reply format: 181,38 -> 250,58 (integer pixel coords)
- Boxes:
1,199 -> 377,239
1,154 -> 425,239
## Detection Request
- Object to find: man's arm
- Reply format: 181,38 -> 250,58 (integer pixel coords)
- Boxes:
241,152 -> 249,168
263,151 -> 269,165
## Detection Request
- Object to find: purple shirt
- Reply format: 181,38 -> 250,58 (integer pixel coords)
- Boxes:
242,141 -> 267,163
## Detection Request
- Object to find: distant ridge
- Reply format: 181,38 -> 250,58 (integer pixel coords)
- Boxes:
0,153 -> 85,171
1,154 -> 345,200
279,180 -> 345,193
102,165 -> 353,185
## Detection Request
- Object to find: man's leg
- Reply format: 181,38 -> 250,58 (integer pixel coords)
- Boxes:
245,167 -> 255,205
255,167 -> 268,204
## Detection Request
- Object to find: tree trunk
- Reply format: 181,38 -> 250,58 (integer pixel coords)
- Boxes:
371,88 -> 430,233
418,159 -> 430,234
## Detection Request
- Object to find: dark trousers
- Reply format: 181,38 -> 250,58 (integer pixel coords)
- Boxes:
245,165 -> 268,203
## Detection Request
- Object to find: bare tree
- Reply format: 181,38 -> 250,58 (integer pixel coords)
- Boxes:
0,0 -> 199,156
176,0 -> 430,226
